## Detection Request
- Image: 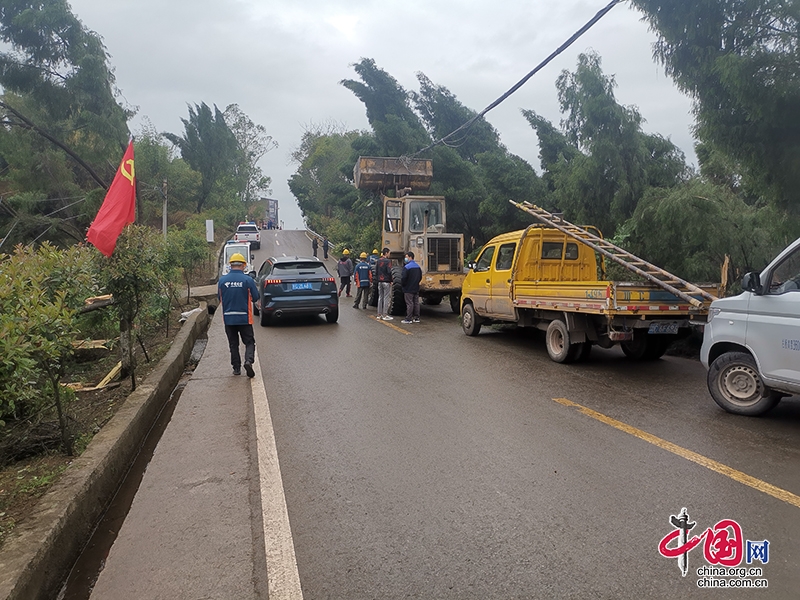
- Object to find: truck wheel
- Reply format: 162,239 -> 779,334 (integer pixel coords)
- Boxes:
707,352 -> 781,416
546,319 -> 576,363
621,332 -> 667,360
368,285 -> 378,307
449,294 -> 461,314
389,266 -> 406,316
461,303 -> 482,336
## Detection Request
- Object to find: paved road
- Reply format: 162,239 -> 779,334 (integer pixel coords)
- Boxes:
254,230 -> 800,599
88,229 -> 799,599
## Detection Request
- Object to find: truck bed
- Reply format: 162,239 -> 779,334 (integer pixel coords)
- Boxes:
512,280 -> 718,316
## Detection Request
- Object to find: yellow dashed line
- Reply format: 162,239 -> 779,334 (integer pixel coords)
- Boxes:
374,317 -> 411,335
553,397 -> 800,509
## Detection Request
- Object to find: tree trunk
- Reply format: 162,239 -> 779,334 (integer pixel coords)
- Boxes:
119,317 -> 137,391
45,365 -> 74,456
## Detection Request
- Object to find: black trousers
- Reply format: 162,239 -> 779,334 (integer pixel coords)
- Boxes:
224,324 -> 255,368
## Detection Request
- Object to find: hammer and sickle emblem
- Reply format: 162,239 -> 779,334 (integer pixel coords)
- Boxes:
121,158 -> 135,184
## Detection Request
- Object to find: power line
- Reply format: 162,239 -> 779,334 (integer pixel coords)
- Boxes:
411,0 -> 623,157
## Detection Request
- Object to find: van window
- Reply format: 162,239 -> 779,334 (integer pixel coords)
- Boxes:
474,246 -> 496,272
495,243 -> 516,271
541,242 -> 579,260
768,246 -> 800,294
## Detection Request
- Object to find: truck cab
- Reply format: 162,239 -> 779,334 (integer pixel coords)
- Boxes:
701,236 -> 800,415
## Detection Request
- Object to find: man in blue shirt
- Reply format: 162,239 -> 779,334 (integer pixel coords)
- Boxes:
353,252 -> 373,309
400,251 -> 422,324
218,253 -> 260,377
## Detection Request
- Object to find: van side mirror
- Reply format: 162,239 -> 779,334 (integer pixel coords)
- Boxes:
250,253 -> 255,261
742,272 -> 762,295
467,262 -> 476,271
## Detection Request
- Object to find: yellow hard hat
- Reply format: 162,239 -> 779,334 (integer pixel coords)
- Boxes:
229,253 -> 247,264
360,252 -> 368,259
343,249 -> 350,255
372,249 -> 378,254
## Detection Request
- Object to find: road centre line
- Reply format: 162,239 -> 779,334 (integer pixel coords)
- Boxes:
251,354 -> 304,599
377,318 -> 412,335
552,397 -> 800,509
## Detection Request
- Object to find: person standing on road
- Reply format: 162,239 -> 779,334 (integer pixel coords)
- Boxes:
337,249 -> 354,297
401,251 -> 422,324
375,247 -> 393,321
218,253 -> 260,377
322,237 -> 329,259
353,252 -> 372,309
312,237 -> 319,257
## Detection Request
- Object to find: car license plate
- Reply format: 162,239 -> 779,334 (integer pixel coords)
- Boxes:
292,282 -> 313,290
648,321 -> 679,334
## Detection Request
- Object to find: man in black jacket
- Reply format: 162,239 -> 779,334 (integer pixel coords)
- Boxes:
400,251 -> 422,324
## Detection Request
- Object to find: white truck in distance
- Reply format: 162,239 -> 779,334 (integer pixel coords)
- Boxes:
234,222 -> 261,249
701,236 -> 800,415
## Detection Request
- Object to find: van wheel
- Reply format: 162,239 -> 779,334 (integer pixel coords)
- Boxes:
707,352 -> 781,416
461,303 -> 482,336
546,319 -> 577,363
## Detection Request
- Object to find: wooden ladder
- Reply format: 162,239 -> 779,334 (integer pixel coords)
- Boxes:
510,200 -> 717,308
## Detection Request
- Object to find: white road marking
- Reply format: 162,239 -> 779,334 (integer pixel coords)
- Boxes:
275,239 -> 281,246
251,354 -> 304,599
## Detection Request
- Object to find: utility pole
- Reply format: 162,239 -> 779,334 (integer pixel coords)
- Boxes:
161,179 -> 168,241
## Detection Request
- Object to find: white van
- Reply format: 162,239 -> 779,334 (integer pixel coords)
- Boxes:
701,236 -> 800,415
222,241 -> 256,278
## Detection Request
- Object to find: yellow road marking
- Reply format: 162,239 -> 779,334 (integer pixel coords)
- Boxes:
375,317 -> 411,335
552,397 -> 800,509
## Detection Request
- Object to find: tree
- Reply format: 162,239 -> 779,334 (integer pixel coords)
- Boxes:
223,104 -> 277,203
0,0 -> 131,247
0,242 -> 95,455
621,179 -> 800,284
98,225 -> 166,389
522,52 -> 689,236
341,58 -> 430,156
163,103 -> 242,213
289,122 -> 377,249
630,0 -> 800,210
133,119 -> 201,224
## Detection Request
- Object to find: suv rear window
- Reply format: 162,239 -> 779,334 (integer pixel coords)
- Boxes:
273,262 -> 328,275
237,225 -> 259,233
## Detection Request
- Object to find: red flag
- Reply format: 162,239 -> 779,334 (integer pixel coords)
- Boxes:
87,141 -> 136,256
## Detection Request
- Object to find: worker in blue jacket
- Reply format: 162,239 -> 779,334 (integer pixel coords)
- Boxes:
353,252 -> 373,309
218,253 -> 260,377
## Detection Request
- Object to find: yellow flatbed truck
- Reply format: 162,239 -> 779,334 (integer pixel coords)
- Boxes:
460,201 -> 719,362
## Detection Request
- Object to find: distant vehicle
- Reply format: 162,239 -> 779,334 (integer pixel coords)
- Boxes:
222,241 -> 256,278
234,222 -> 261,249
701,236 -> 800,415
254,256 -> 339,326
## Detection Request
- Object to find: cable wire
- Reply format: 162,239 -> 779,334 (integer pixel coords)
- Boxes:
411,0 -> 623,157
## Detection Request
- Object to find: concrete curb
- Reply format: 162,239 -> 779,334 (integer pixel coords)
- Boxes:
0,307 -> 210,600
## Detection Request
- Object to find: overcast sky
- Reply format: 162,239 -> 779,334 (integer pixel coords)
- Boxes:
68,0 -> 695,230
